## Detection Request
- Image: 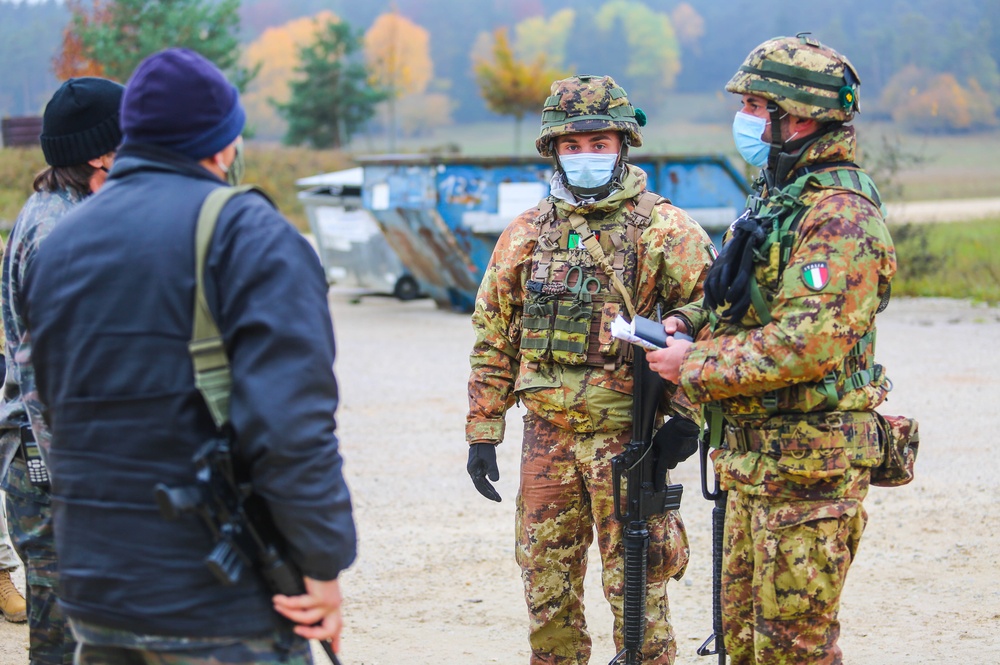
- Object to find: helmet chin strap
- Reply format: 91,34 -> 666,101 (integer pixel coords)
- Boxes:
765,101 -> 785,171
762,101 -> 840,187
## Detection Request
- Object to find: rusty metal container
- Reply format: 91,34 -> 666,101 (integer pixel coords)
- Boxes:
297,167 -> 422,300
356,154 -> 750,312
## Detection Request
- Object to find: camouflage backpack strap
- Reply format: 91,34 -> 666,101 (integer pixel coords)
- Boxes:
745,165 -> 883,326
751,167 -> 886,414
190,184 -> 269,429
778,164 -> 884,223
625,190 -> 665,244
532,198 -> 560,281
566,212 -> 637,320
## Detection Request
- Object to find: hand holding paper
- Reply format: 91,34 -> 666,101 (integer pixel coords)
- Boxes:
611,314 -> 692,350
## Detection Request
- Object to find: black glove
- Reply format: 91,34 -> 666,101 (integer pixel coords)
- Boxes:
652,416 -> 701,489
467,443 -> 501,502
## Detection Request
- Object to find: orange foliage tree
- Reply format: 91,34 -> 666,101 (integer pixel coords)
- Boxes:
53,0 -> 108,79
881,65 -> 998,132
473,27 -> 567,155
242,11 -> 340,140
363,9 -> 433,150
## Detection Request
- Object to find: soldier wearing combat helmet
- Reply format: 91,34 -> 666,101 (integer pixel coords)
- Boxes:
648,34 -> 899,664
466,75 -> 714,664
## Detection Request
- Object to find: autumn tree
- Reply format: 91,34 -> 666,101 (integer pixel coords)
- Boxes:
513,9 -> 575,69
671,3 -> 704,56
54,0 -> 107,79
363,10 -> 433,151
473,27 -> 567,154
881,65 -> 998,133
594,0 -> 681,105
58,0 -> 255,89
275,20 -> 387,149
242,10 -> 339,140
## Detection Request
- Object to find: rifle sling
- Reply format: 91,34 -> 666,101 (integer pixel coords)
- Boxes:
190,185 -> 269,430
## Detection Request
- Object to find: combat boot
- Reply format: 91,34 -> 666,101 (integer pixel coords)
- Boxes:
0,569 -> 26,622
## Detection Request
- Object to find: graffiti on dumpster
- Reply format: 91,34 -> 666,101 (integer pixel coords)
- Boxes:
439,174 -> 489,207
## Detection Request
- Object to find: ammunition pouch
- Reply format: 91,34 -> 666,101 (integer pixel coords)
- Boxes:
871,413 -> 919,487
519,290 -> 625,368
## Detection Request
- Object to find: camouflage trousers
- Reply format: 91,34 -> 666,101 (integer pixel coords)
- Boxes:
5,456 -> 76,665
70,619 -> 312,665
721,491 -> 867,665
515,413 -> 689,665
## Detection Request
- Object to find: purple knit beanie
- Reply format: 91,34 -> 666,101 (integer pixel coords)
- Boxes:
121,48 -> 245,160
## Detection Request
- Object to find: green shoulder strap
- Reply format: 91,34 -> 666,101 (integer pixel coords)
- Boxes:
189,184 -> 267,430
745,167 -> 885,413
746,166 -> 885,326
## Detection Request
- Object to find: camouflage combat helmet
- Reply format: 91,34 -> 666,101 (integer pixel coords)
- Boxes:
535,75 -> 645,157
726,34 -> 861,122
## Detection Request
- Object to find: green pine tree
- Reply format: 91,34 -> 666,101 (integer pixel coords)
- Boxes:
71,0 -> 256,89
275,21 -> 387,149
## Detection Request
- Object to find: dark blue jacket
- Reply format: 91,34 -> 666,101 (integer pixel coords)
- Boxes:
21,144 -> 356,637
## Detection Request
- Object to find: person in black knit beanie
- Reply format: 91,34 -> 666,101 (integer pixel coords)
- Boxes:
2,75 -> 124,665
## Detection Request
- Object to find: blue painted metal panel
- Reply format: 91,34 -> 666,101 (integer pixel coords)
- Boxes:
358,154 -> 749,311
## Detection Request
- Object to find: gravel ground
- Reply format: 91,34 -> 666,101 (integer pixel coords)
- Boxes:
2,294 -> 998,665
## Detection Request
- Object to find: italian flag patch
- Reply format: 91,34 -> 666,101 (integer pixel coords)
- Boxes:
802,261 -> 830,291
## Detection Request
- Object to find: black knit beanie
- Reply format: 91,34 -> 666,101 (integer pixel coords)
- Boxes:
121,48 -> 245,160
40,77 -> 125,167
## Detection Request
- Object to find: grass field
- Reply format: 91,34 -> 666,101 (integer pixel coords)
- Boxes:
889,217 -> 1000,303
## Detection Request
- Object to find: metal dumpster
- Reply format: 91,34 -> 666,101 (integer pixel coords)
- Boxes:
357,155 -> 750,312
297,167 -> 422,300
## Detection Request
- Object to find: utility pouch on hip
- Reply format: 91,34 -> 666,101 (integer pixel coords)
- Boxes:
18,426 -> 50,489
871,413 -> 919,487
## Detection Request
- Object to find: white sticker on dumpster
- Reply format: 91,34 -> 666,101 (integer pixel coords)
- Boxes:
464,182 -> 547,234
317,208 -> 380,250
371,183 -> 390,210
498,182 -> 546,219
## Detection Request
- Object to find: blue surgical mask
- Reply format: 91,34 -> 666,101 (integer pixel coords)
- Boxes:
732,111 -> 770,168
559,153 -> 618,188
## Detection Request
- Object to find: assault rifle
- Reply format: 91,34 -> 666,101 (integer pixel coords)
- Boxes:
696,427 -> 727,665
609,346 -> 684,665
154,438 -> 343,665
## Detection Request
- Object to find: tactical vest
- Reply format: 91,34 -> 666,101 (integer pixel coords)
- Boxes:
519,192 -> 662,371
718,165 -> 889,420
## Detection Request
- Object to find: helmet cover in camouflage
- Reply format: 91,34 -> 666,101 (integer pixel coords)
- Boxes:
726,34 -> 861,122
535,75 -> 644,157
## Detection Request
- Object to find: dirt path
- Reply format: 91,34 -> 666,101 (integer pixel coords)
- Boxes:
2,295 -> 998,664
885,197 -> 1000,224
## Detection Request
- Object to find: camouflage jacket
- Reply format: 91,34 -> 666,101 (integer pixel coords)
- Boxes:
0,188 -> 84,475
467,164 -> 713,443
673,126 -> 896,499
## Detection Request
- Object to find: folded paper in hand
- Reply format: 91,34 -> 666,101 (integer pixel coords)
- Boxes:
610,314 -> 668,350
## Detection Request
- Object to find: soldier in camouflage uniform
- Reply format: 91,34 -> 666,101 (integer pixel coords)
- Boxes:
0,76 -> 124,664
646,35 -> 896,664
466,75 -> 715,664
